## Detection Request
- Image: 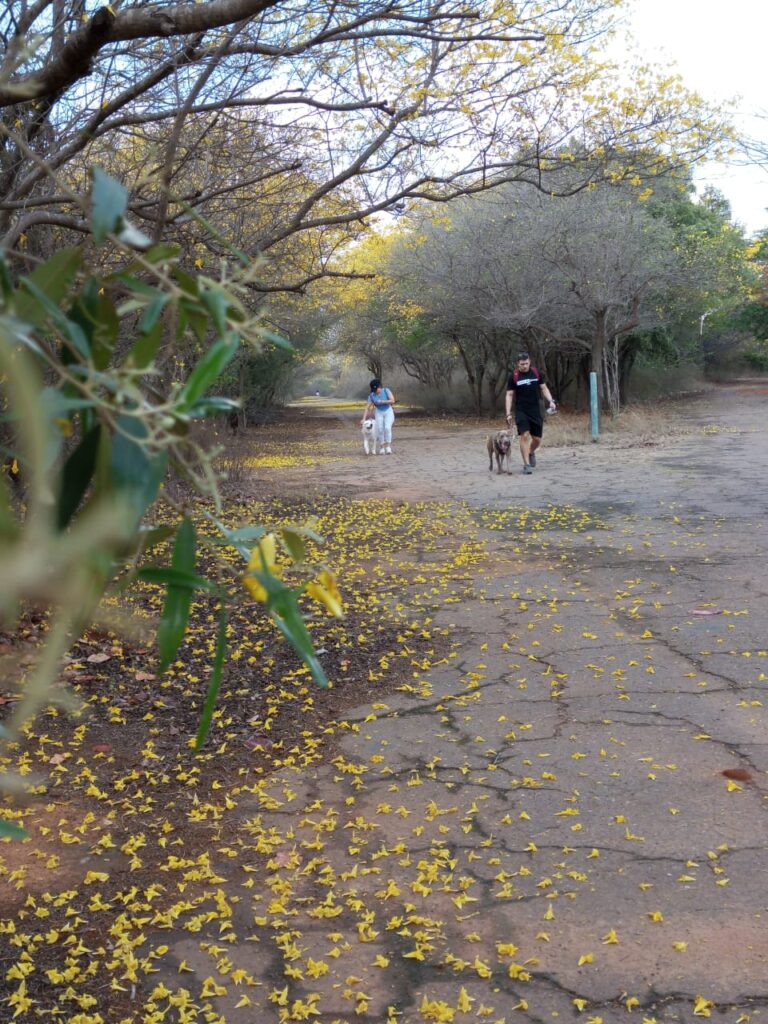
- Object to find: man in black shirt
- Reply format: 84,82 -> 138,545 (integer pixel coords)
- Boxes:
505,352 -> 556,475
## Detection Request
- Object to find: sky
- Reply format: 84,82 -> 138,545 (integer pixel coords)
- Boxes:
619,0 -> 768,235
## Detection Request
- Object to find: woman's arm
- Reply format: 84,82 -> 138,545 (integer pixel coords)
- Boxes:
361,400 -> 374,424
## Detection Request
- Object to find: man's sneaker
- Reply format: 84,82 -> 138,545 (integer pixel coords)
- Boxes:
523,464 -> 533,475
528,452 -> 536,467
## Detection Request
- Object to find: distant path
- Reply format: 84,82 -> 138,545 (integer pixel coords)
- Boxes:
176,386 -> 768,1022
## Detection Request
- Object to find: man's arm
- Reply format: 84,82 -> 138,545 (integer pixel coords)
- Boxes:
505,387 -> 514,423
540,381 -> 556,411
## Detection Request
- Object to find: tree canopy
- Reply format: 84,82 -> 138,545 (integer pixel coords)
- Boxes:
1,0 -> 730,294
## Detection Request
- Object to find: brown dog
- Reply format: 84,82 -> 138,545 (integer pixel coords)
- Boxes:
487,429 -> 514,474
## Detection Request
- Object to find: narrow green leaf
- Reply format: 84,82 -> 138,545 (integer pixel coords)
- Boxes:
281,528 -> 306,564
136,523 -> 176,554
110,415 -> 167,522
57,425 -> 101,529
194,602 -> 228,750
20,279 -> 90,359
200,288 -> 229,337
186,396 -> 240,419
172,267 -> 199,296
247,569 -> 328,687
138,566 -> 216,591
112,274 -> 164,298
269,592 -> 329,688
13,248 -> 82,326
177,335 -> 239,411
139,292 -> 168,333
91,168 -> 128,244
0,254 -> 13,301
0,819 -> 26,840
39,389 -> 94,416
179,298 -> 208,343
259,328 -> 292,350
127,321 -> 163,370
0,474 -> 19,541
143,244 -> 179,264
207,521 -> 265,559
70,278 -> 118,370
157,517 -> 196,672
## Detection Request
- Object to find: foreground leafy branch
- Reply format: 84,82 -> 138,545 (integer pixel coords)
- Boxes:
0,169 -> 341,836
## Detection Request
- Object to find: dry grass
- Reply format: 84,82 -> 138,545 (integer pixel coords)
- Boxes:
532,403 -> 697,449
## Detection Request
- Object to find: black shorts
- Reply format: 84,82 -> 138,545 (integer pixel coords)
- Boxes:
515,413 -> 543,438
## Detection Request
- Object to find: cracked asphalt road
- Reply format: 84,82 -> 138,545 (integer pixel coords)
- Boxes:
174,384 -> 768,1023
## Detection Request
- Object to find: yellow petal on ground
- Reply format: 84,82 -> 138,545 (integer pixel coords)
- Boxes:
693,995 -> 714,1017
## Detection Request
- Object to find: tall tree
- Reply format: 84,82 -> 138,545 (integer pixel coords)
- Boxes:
1,0 -> 728,287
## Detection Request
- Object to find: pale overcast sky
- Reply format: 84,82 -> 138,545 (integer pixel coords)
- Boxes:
620,0 -> 768,235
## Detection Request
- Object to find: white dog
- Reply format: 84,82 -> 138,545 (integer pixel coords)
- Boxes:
362,417 -> 378,455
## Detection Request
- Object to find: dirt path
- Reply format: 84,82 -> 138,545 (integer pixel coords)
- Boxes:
4,385 -> 767,1024
167,384 -> 768,1023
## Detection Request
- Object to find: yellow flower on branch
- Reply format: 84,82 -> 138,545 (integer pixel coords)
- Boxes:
305,570 -> 344,618
243,533 -> 282,603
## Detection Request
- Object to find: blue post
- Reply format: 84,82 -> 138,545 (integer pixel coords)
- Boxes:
589,371 -> 599,441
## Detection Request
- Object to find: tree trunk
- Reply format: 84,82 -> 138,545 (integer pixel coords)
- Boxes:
455,336 -> 484,415
591,309 -> 608,409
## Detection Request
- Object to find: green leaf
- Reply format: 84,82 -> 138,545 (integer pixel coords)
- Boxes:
172,267 -> 199,296
194,602 -> 228,750
39,389 -> 94,416
136,523 -> 176,554
207,521 -> 265,559
269,588 -> 329,688
0,818 -> 26,840
0,254 -> 13,302
127,321 -> 163,370
200,288 -> 229,337
281,528 -> 306,564
186,396 -> 240,419
20,279 -> 90,359
70,278 -> 118,370
112,274 -> 164,298
179,298 -> 208,343
138,566 -> 216,591
177,335 -> 239,411
14,248 -> 82,326
157,517 -> 196,673
57,425 -> 101,529
91,168 -> 128,244
143,244 -> 179,265
110,415 -> 167,522
259,328 -> 292,350
139,292 -> 168,334
0,475 -> 19,541
245,567 -> 328,687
